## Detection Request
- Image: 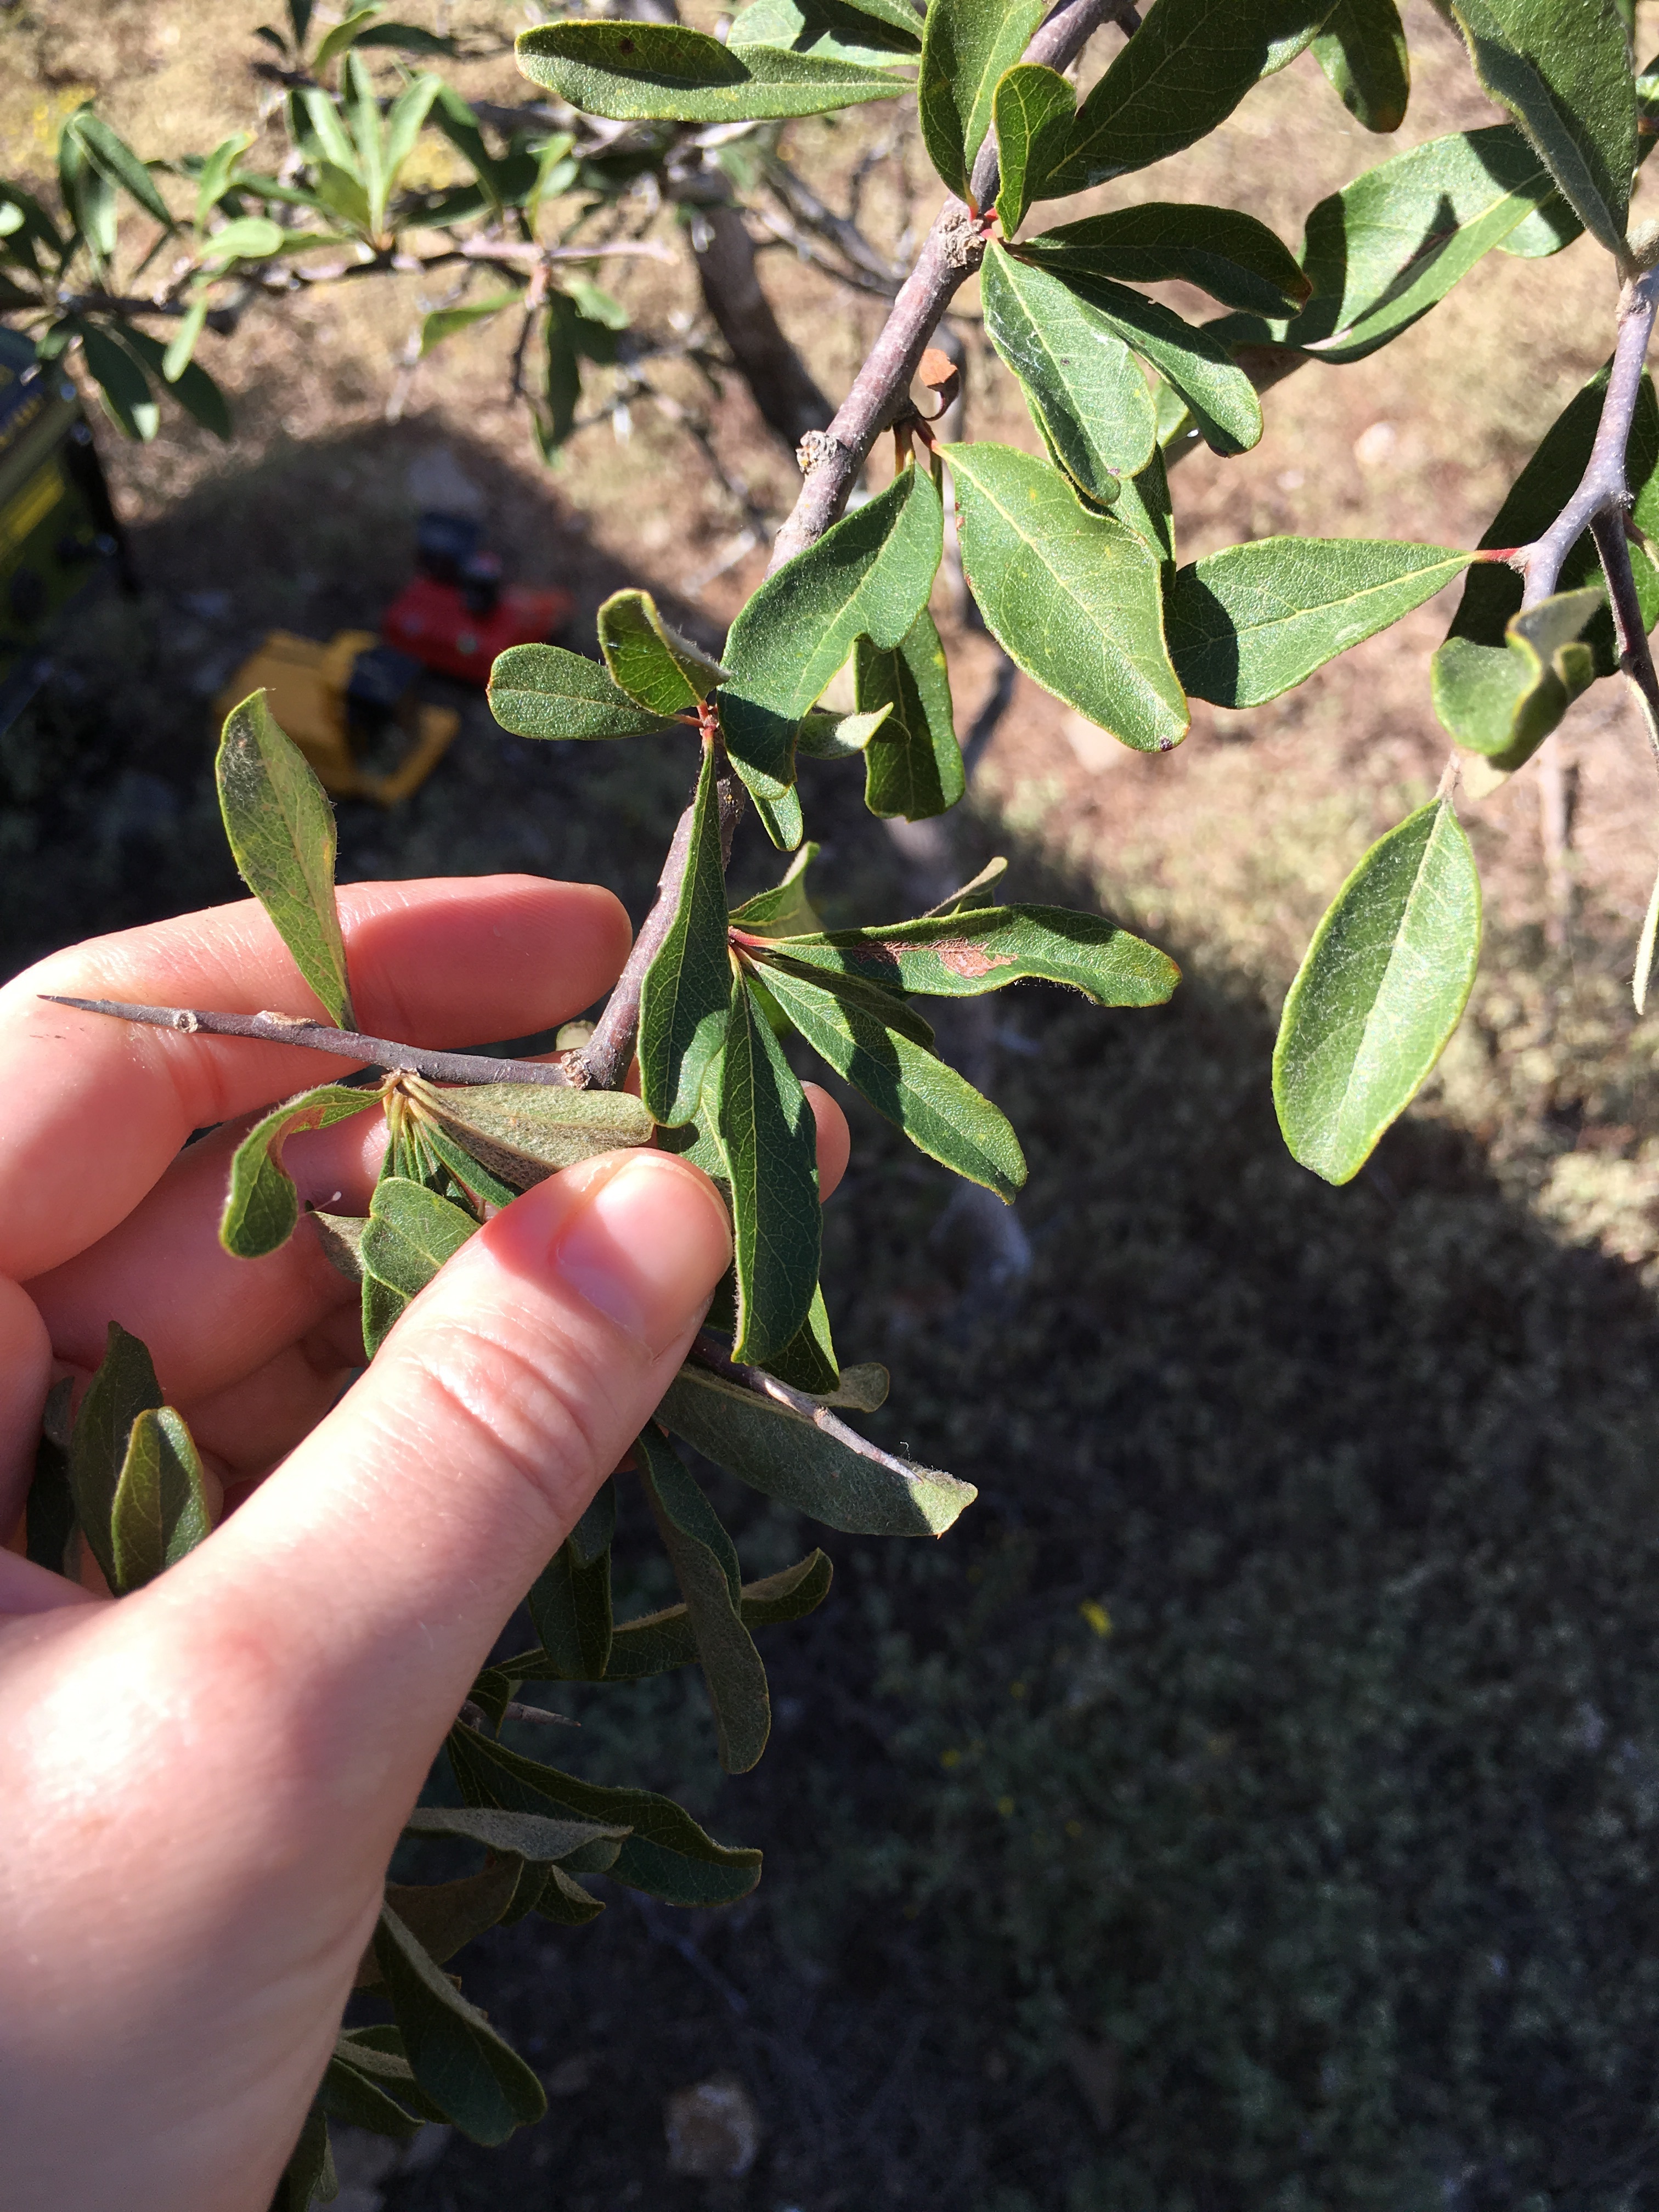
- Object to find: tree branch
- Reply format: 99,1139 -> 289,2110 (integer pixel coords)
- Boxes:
1591,509 -> 1659,765
767,0 -> 1136,571
38,998 -> 577,1086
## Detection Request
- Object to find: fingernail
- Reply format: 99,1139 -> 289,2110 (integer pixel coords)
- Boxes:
550,1153 -> 731,1357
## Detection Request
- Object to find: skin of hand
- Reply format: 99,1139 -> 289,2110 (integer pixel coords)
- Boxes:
0,876 -> 850,2212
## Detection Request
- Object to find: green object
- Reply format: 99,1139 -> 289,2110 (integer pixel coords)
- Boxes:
768,902 -> 1181,1005
1310,0 -> 1410,130
943,442 -> 1188,751
216,687 -> 356,1028
487,641 -> 680,741
855,611 -> 964,821
763,1282 -> 843,1393
992,64 -> 1076,233
514,21 -> 907,121
1274,798 -> 1483,1184
498,1550 -> 836,1683
372,1904 -> 548,2145
720,462 -> 943,808
1166,538 -> 1477,707
718,970 -> 822,1363
529,1534 -> 614,1679
359,1177 -> 479,1353
597,587 -> 727,715
68,1322 -> 165,1589
221,1084 -> 380,1258
108,1408 -> 211,1595
918,0 -> 1048,200
638,739 -> 732,1125
408,1079 -> 653,1189
1031,270 -> 1263,456
1019,202 -> 1309,317
1431,588 -> 1602,772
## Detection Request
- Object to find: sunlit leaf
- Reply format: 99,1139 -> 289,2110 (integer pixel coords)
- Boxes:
360,1177 -> 479,1355
106,1406 -> 212,1596
718,971 -> 821,1363
1310,0 -> 1410,131
728,0 -> 923,68
68,1323 -> 164,1590
597,589 -> 729,716
488,642 -> 681,741
993,64 -> 1076,234
405,1078 -> 653,1191
729,843 -> 822,938
1020,202 -> 1310,317
764,902 -> 1180,1004
1432,589 -> 1602,775
639,740 -> 732,1126
221,1083 -> 381,1259
918,0 -> 1048,200
515,20 -> 907,121
1032,269 -> 1262,456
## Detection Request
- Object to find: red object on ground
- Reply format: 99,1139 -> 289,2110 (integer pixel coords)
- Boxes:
381,575 -> 575,684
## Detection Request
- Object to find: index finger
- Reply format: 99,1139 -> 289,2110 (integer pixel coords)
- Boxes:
0,876 -> 631,1282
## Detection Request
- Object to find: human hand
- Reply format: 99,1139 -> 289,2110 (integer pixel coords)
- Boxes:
0,876 -> 849,2212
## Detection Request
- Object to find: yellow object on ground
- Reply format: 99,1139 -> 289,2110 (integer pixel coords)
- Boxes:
212,630 -> 458,805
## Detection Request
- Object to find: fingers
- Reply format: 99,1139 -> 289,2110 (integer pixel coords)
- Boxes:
0,1279 -> 52,1545
155,1150 -> 732,1844
0,877 -> 631,1283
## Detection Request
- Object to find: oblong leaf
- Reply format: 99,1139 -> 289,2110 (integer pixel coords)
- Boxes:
80,324 -> 158,442
597,589 -> 729,715
528,1536 -> 613,1680
360,1177 -> 479,1353
638,740 -> 732,1126
637,1424 -> 770,1774
515,21 -> 906,121
116,323 -> 233,440
1166,539 -> 1477,708
405,1078 -> 653,1190
1021,202 -> 1309,317
718,972 -> 821,1364
854,613 -> 962,822
729,0 -> 923,68
402,1806 -> 629,1864
943,442 -> 1187,752
755,956 -> 1026,1200
980,245 -> 1155,503
72,112 -> 176,227
487,643 -> 681,741
420,291 -> 519,356
1310,0 -> 1410,132
1273,798 -> 1482,1185
69,1322 -> 164,1590
372,1904 -> 546,2146
217,688 -> 356,1028
222,1083 -> 382,1257
720,463 -> 943,811
1037,270 -> 1262,456
659,1362 -> 975,1536
918,0 -> 1048,199
764,903 -> 1180,1005
993,63 -> 1076,233
108,1406 -> 211,1595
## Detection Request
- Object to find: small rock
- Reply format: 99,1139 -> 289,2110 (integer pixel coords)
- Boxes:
1352,419 -> 1397,468
664,2074 -> 761,2179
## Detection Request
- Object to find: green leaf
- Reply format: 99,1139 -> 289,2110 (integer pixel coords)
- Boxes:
360,1177 -> 479,1355
112,324 -> 232,440
1310,0 -> 1410,131
68,1322 -> 165,1591
1273,798 -> 1482,1185
71,112 -> 176,228
515,21 -> 906,122
1166,539 -> 1477,708
373,1904 -> 546,2145
1034,269 -> 1262,456
309,1209 -> 368,1281
918,0 -> 1048,200
597,589 -> 729,716
729,842 -> 822,937
1431,589 -> 1602,774
420,292 -> 521,357
1020,202 -> 1310,317
754,955 -> 1026,1200
363,1861 -> 523,1985
528,1534 -> 614,1680
195,131 -> 255,228
637,1425 -> 771,1774
1114,443 -> 1176,577
1040,0 -> 1331,200
216,688 -> 356,1028
659,1361 -> 976,1536
107,1406 -> 210,1596
718,971 -> 821,1364
221,1084 -> 380,1259
382,72 -> 444,214
756,955 -> 938,1045
161,301 -> 208,384
540,295 -> 582,450
79,326 -> 158,442
980,245 -> 1155,504
320,2050 -> 425,2141
501,1551 -> 834,1683
943,442 -> 1187,752
638,740 -> 732,1126
447,1725 -> 762,1905
488,643 -> 681,741
351,21 -> 459,56
1444,0 -> 1635,258
314,3 -> 385,71
728,0 -> 923,69
274,2103 -> 336,2212
199,215 -> 286,264
760,1282 -> 842,1393
1437,364 -> 1659,685
763,902 -> 1181,1005
403,1805 -> 628,1866
993,64 -> 1077,233
404,1078 -> 653,1192
720,464 -> 942,814
855,610 -> 963,820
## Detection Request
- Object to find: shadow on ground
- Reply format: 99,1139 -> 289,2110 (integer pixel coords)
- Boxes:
10,419 -> 1659,2212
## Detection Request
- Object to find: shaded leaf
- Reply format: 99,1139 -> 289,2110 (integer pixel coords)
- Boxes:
729,0 -> 923,69
71,112 -> 176,227
994,64 -> 1077,234
637,1424 -> 771,1773
500,1551 -> 835,1682
515,21 -> 906,122
1274,798 -> 1482,1185
373,1904 -> 546,2145
358,1862 -> 522,1988
273,2103 -> 336,2212
1310,0 -> 1410,131
718,970 -> 821,1363
420,291 -> 519,356
109,1407 -> 211,1596
728,843 -> 822,936
320,2051 -> 425,2142
1166,538 -> 1477,708
403,1805 -> 628,1864
1431,589 -> 1602,775
69,1323 -> 163,1591
639,739 -> 732,1126
764,902 -> 1180,1005
115,324 -> 232,441
926,855 -> 1009,916
760,1282 -> 842,1392
796,704 -> 892,759
720,464 -> 942,811
659,1361 -> 976,1536
25,1379 -> 76,1578
597,588 -> 729,716
447,1725 -> 763,1905
309,1209 -> 368,1281
80,325 -> 158,442
488,643 -> 681,742
528,1536 -> 613,1680
945,442 -> 1187,751
980,244 -> 1154,504
1020,202 -> 1309,317
216,688 -> 356,1028
918,0 -> 1048,200
406,1077 -> 653,1192
222,1084 -> 381,1259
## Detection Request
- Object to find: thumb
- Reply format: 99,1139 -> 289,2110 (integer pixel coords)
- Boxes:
170,1148 -> 732,1816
